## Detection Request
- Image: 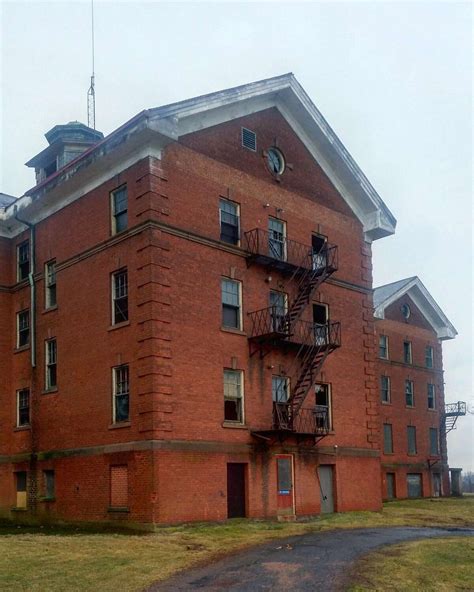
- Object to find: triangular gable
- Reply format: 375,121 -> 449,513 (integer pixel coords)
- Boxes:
373,276 -> 457,340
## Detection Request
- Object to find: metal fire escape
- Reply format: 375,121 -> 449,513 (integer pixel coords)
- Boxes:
441,402 -> 466,437
245,228 -> 340,443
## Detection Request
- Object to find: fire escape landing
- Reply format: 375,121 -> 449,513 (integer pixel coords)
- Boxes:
245,228 -> 340,443
441,401 -> 466,437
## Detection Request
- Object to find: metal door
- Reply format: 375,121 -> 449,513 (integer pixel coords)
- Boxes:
276,455 -> 294,514
386,473 -> 395,499
433,473 -> 442,497
318,465 -> 334,514
407,473 -> 422,498
227,463 -> 246,518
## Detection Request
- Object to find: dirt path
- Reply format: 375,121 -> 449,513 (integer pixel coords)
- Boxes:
147,526 -> 474,592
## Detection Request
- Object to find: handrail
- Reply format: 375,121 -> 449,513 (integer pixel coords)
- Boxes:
444,402 -> 467,416
272,403 -> 329,435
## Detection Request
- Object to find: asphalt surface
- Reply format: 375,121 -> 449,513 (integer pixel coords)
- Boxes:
148,526 -> 474,592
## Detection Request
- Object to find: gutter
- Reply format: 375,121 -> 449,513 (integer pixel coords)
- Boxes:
14,207 -> 36,368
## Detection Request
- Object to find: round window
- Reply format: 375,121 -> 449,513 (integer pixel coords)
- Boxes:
401,303 -> 411,319
266,148 -> 285,175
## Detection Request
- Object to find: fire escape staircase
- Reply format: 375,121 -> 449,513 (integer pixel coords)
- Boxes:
245,228 -> 341,443
441,402 -> 466,437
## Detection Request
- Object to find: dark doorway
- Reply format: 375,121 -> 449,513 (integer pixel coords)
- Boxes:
313,303 -> 328,325
227,463 -> 246,518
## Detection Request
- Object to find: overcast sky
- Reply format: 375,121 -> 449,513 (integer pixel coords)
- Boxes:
1,1 -> 472,471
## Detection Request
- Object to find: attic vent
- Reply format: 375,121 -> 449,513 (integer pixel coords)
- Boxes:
241,127 -> 256,151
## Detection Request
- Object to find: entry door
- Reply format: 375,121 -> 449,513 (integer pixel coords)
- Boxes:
318,465 -> 334,514
227,463 -> 246,518
407,473 -> 422,498
276,455 -> 294,515
386,473 -> 396,500
268,218 -> 286,261
269,290 -> 288,333
312,234 -> 327,270
433,473 -> 442,497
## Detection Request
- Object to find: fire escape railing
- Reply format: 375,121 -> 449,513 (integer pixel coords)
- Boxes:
246,228 -> 340,441
441,401 -> 467,436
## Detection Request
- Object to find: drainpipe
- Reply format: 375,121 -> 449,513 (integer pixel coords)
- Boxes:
14,207 -> 36,368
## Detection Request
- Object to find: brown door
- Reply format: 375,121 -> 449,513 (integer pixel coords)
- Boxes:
227,463 -> 246,518
276,455 -> 294,514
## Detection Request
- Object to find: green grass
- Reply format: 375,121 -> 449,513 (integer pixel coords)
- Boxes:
0,497 -> 473,592
349,537 -> 474,591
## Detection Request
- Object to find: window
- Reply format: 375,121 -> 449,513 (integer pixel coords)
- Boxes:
223,369 -> 244,423
17,389 -> 30,427
268,218 -> 286,260
110,465 -> 129,509
403,341 -> 412,364
405,380 -> 414,407
219,199 -> 240,245
15,471 -> 27,509
17,310 -> 30,348
380,375 -> 391,404
427,384 -> 436,409
272,375 -> 289,403
311,234 -> 327,270
17,241 -> 30,281
221,279 -> 242,330
45,339 -> 57,390
407,473 -> 422,498
315,383 -> 331,430
379,335 -> 389,359
429,428 -> 439,456
425,346 -> 434,368
111,185 -> 128,234
43,470 -> 55,499
269,290 -> 288,332
112,269 -> 128,325
45,260 -> 57,308
241,127 -> 257,151
407,426 -> 417,455
401,303 -> 411,319
383,423 -> 393,454
313,303 -> 329,345
113,365 -> 129,423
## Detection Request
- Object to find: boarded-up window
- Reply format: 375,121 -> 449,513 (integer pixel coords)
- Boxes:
110,465 -> 128,508
15,471 -> 27,508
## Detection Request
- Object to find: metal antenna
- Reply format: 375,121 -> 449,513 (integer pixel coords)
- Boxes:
87,0 -> 96,129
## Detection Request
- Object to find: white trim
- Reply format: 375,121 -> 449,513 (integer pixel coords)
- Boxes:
223,368 -> 245,425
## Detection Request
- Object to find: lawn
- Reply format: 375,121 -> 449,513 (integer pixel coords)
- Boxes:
349,537 -> 474,591
0,497 -> 473,592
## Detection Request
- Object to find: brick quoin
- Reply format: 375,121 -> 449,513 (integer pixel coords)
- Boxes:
0,76 -> 457,527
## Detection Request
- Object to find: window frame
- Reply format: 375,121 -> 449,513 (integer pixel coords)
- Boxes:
272,375 -> 290,404
403,341 -> 413,364
45,338 -> 57,390
17,241 -> 30,282
111,268 -> 129,325
405,379 -> 414,407
314,382 -> 332,431
110,185 -> 128,235
427,383 -> 436,410
429,427 -> 439,456
268,217 -> 287,261
45,260 -> 57,309
379,334 -> 389,359
43,470 -> 55,500
16,388 -> 30,427
16,309 -> 30,348
219,198 -> 240,246
425,346 -> 434,369
223,369 -> 244,424
221,278 -> 242,330
112,364 -> 130,424
380,375 -> 391,404
383,423 -> 393,454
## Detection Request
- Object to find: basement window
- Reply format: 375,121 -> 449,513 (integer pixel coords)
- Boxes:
15,472 -> 27,509
17,389 -> 30,427
111,185 -> 128,235
17,241 -> 30,282
110,465 -> 129,509
223,369 -> 244,423
241,127 -> 256,151
17,310 -> 30,348
112,269 -> 128,325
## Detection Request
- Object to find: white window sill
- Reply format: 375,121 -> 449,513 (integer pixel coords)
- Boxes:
222,421 -> 248,430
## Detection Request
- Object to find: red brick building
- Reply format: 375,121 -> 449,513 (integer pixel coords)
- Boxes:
374,277 -> 464,501
0,74 -> 459,527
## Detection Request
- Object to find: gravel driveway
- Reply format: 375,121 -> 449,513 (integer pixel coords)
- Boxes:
148,526 -> 474,592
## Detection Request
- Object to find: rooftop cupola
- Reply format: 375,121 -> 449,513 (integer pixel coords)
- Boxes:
26,121 -> 104,185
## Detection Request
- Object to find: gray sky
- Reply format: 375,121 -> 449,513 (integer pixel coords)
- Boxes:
1,1 -> 472,471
